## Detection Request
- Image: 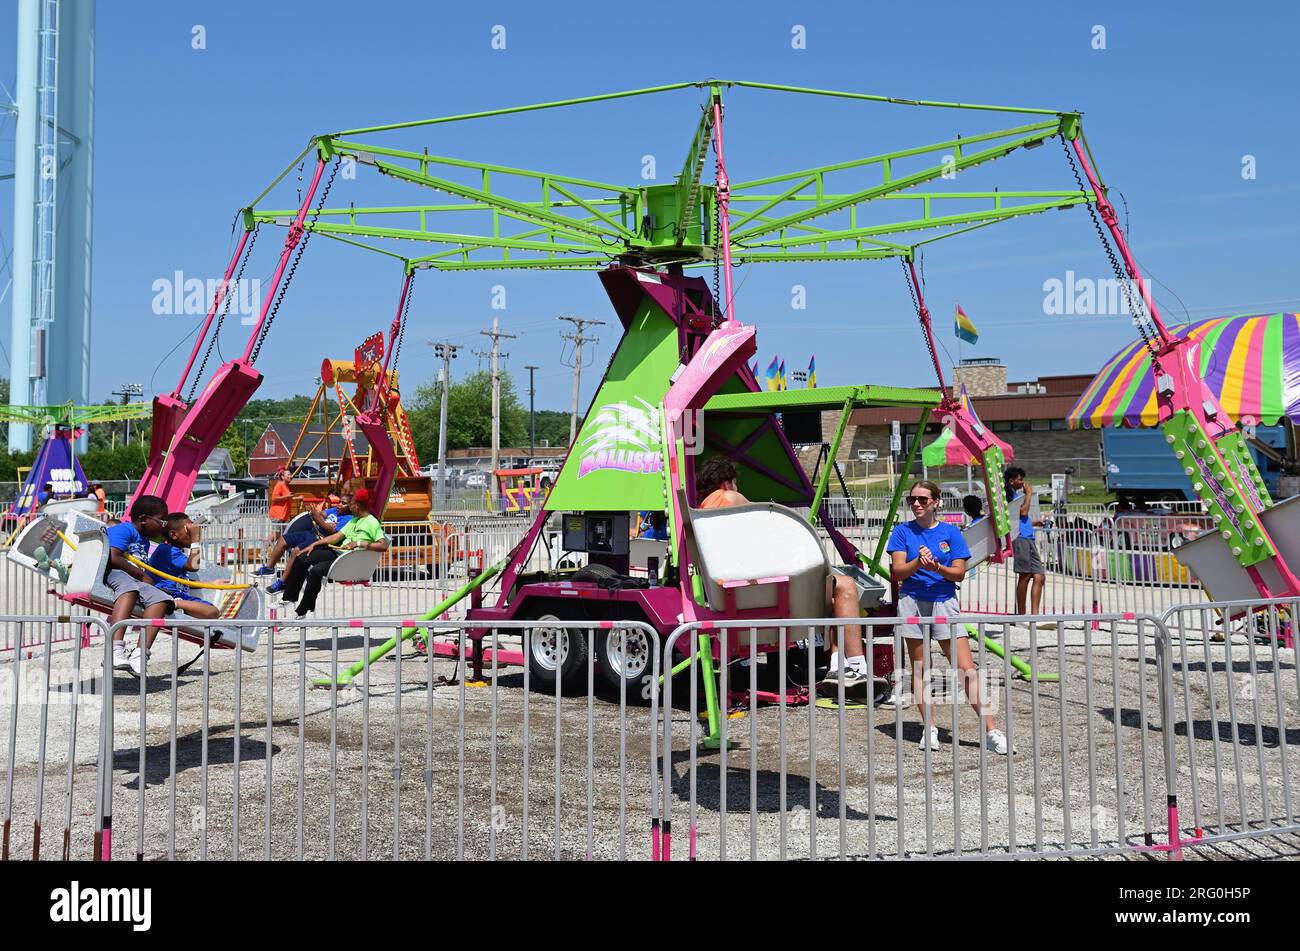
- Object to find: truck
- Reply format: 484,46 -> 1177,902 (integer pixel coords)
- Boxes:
1102,424 -> 1290,503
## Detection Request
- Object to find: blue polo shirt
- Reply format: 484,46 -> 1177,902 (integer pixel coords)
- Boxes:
886,519 -> 971,602
106,521 -> 151,559
148,542 -> 195,600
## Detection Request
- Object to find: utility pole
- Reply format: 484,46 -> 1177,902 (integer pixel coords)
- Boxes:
112,382 -> 143,445
477,317 -> 516,478
429,340 -> 462,504
558,315 -> 605,445
524,364 -> 539,456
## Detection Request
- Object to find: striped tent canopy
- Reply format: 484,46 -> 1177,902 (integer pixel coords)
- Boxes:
1068,313 -> 1300,429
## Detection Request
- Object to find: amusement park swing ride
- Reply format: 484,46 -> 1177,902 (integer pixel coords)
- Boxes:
9,81 -> 1292,740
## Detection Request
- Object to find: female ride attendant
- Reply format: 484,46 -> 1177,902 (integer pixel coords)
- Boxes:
886,480 -> 1010,755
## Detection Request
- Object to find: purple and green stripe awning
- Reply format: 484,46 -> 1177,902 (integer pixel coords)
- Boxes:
1068,313 -> 1300,429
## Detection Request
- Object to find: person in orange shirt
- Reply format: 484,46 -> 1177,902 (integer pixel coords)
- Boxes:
267,467 -> 295,522
693,457 -> 874,694
91,482 -> 107,514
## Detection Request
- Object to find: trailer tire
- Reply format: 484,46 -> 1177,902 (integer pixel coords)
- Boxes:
594,626 -> 655,699
526,612 -> 589,693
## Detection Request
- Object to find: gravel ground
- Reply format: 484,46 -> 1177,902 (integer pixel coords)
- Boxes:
2,616 -> 1297,862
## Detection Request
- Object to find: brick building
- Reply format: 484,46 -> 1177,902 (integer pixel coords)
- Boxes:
248,422 -> 372,477
843,358 -> 1103,479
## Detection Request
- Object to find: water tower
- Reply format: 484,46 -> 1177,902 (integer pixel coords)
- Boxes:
5,0 -> 96,451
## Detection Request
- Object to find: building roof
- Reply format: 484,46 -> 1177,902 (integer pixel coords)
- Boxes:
852,374 -> 1091,427
256,421 -> 371,459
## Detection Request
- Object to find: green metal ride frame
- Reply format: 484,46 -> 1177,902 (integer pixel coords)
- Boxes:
239,81 -> 1090,276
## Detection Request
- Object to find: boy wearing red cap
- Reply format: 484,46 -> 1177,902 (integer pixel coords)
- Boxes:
278,487 -> 388,616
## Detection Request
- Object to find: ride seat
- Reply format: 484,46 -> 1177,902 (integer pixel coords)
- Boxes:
687,502 -> 833,620
17,510 -> 263,651
326,547 -> 384,583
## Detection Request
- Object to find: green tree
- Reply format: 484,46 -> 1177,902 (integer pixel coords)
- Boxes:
218,425 -> 248,475
408,370 -> 527,457
532,409 -> 578,449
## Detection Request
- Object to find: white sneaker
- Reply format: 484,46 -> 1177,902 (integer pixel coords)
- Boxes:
128,647 -> 148,679
1035,619 -> 1058,630
986,729 -> 1012,755
112,645 -> 131,670
918,725 -> 940,751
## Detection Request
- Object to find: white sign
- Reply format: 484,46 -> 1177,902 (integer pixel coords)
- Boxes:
858,449 -> 878,463
1051,473 -> 1067,504
889,420 -> 901,454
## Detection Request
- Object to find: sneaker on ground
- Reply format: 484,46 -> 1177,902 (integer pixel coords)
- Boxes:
1035,619 -> 1058,630
986,729 -> 1012,755
112,646 -> 131,670
918,725 -> 940,751
128,647 -> 148,678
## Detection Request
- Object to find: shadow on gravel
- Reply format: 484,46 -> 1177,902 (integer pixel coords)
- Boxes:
113,724 -> 286,790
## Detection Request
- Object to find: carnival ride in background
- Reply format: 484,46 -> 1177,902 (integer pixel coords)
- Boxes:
283,330 -> 432,522
10,82 -> 1289,717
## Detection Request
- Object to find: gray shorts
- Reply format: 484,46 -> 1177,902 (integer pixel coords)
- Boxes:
1013,537 -> 1044,575
896,594 -> 964,641
104,569 -> 175,609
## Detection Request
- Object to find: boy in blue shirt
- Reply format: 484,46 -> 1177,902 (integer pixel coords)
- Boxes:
887,480 -> 1009,756
105,495 -> 175,677
1004,466 -> 1050,622
148,514 -> 222,622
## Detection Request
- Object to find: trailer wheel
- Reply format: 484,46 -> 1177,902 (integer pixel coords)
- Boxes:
595,626 -> 654,697
527,613 -> 589,693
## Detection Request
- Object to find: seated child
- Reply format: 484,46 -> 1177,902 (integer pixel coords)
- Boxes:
963,494 -> 984,525
106,495 -> 175,676
256,492 -> 351,587
148,513 -> 222,621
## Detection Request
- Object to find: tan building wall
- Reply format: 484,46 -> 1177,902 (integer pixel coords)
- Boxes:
952,361 -> 1007,397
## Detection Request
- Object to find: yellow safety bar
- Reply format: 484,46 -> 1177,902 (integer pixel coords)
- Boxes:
53,528 -> 253,591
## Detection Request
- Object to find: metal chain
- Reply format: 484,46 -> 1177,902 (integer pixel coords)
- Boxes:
250,157 -> 340,364
713,168 -> 723,323
901,256 -> 942,388
1062,137 -> 1162,365
188,223 -> 260,403
392,270 -> 413,375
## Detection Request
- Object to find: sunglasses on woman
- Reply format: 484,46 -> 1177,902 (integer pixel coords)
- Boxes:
906,495 -> 935,505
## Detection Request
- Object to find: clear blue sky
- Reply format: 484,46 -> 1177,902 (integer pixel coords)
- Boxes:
2,0 -> 1298,413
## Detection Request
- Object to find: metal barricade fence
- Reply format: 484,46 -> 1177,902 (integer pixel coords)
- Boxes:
0,615 -> 114,860
4,601 -> 1295,861
1160,596 -> 1300,853
660,612 -> 1179,860
3,615 -> 661,860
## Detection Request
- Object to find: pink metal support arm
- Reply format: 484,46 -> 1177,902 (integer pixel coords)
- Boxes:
1070,136 -> 1300,597
904,260 -> 1013,562
172,227 -> 252,399
240,157 -> 328,363
132,157 -> 330,512
711,100 -> 736,326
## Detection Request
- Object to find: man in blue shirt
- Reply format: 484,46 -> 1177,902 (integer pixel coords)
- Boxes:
1004,467 -> 1049,622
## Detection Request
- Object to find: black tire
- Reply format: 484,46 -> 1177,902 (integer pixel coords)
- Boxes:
594,626 -> 655,699
572,562 -> 618,584
526,612 -> 590,693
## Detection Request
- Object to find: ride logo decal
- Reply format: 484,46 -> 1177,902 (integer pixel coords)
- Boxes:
576,397 -> 664,478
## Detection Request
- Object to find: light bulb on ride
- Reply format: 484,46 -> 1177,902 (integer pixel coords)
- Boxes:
1221,530 -> 1232,540
1232,546 -> 1242,556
